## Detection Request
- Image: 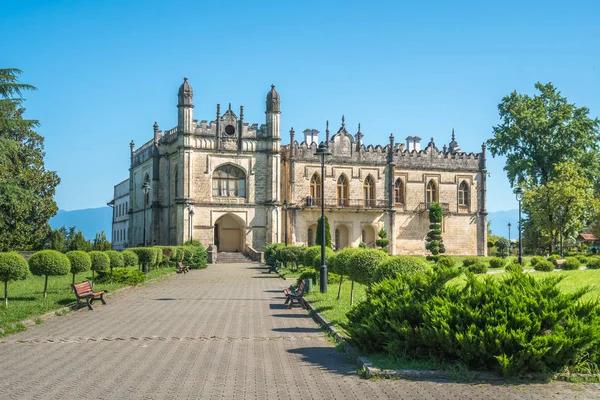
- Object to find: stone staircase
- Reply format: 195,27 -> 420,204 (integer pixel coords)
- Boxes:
216,252 -> 254,264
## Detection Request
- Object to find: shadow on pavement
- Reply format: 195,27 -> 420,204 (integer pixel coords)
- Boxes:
273,327 -> 321,333
272,313 -> 311,319
269,303 -> 288,310
287,347 -> 357,376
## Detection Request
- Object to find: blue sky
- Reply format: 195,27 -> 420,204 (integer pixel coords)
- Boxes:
3,0 -> 599,214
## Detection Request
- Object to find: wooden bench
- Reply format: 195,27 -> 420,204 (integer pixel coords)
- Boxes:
71,281 -> 106,311
284,279 -> 306,309
177,262 -> 190,274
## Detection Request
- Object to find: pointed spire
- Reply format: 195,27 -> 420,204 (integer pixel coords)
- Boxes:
358,123 -> 361,133
228,102 -> 232,111
130,140 -> 135,153
325,120 -> 330,147
451,128 -> 455,142
341,115 -> 345,129
153,121 -> 159,132
216,104 -> 221,118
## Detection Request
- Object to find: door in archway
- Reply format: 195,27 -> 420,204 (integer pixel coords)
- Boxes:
335,225 -> 350,250
362,225 -> 376,247
215,214 -> 244,252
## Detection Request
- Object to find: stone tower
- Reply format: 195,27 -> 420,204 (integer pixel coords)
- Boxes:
177,77 -> 194,134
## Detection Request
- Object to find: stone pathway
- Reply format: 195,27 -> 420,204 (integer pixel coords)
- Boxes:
0,263 -> 599,399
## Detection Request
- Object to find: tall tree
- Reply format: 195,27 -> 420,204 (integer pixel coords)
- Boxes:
487,82 -> 600,188
0,69 -> 60,251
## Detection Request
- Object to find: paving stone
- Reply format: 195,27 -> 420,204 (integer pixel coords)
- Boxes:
0,263 -> 599,399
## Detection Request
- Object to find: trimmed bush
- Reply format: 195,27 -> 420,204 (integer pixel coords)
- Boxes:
122,250 -> 139,267
561,257 -> 581,270
586,258 -> 600,269
344,267 -> 600,377
373,256 -> 430,283
66,251 -> 92,284
97,267 -> 146,285
129,247 -> 160,271
264,243 -> 285,267
467,262 -> 487,274
105,250 -> 124,275
534,260 -> 554,272
547,254 -> 561,266
347,249 -> 388,286
462,257 -> 480,268
529,256 -> 545,267
278,246 -> 305,269
28,250 -> 70,299
435,256 -> 455,269
89,251 -> 110,282
312,247 -> 335,269
188,244 -> 208,269
576,255 -> 588,264
0,252 -> 29,307
303,246 -> 322,268
494,237 -> 511,258
330,247 -> 362,300
488,257 -> 506,269
505,263 -> 523,273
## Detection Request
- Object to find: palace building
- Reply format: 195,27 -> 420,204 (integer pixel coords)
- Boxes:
115,78 -> 488,256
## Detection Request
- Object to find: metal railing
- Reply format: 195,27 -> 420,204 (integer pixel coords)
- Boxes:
416,202 -> 450,213
305,196 -> 387,209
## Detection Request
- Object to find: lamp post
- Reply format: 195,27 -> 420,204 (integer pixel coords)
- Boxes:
558,205 -> 564,257
515,187 -> 525,265
508,222 -> 512,254
141,181 -> 152,247
283,200 -> 289,246
314,142 -> 331,293
188,204 -> 195,243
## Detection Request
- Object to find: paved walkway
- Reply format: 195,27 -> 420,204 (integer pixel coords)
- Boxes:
1,263 -> 599,399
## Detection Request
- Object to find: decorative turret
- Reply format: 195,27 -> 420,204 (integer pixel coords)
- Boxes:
325,120 -> 330,147
266,84 -> 280,113
153,121 -> 161,144
177,77 -> 194,133
449,128 -> 461,154
265,84 -> 281,139
355,123 -> 363,150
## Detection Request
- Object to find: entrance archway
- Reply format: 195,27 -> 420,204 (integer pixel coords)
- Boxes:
335,225 -> 350,250
214,213 -> 245,252
361,225 -> 376,247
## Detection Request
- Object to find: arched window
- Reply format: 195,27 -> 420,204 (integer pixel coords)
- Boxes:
310,173 -> 321,204
426,180 -> 438,208
394,178 -> 404,204
144,174 -> 150,205
363,175 -> 375,207
458,181 -> 469,206
337,174 -> 349,207
212,165 -> 246,197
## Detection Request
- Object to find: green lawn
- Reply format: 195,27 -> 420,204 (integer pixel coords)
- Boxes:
0,267 -> 177,336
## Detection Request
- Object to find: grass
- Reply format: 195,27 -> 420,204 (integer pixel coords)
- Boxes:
0,266 -> 177,337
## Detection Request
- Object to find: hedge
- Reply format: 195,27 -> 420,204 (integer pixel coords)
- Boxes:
372,256 -> 430,283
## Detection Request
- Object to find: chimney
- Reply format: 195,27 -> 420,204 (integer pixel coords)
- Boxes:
304,129 -> 319,145
406,136 -> 422,152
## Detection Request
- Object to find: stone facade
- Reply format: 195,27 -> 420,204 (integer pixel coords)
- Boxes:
121,79 -> 487,256
108,179 -> 130,250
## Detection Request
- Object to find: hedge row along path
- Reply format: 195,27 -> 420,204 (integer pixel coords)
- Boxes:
0,262 -> 598,399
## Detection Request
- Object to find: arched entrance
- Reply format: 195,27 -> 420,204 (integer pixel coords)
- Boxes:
361,225 -> 376,247
214,213 -> 245,252
335,225 -> 350,250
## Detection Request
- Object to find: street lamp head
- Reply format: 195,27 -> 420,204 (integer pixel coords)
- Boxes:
508,222 -> 511,228
314,141 -> 332,158
515,187 -> 525,202
189,209 -> 195,216
558,205 -> 564,214
142,181 -> 152,194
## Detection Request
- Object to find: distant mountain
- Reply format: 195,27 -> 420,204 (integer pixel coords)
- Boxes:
487,209 -> 519,239
49,207 -> 113,241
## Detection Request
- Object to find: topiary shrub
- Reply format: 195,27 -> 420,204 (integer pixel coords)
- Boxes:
0,252 -> 29,307
344,267 -> 600,377
462,257 -> 480,268
96,267 -> 146,285
372,256 -> 430,283
188,244 -> 208,269
105,250 -> 124,277
330,247 -> 362,300
505,263 -> 523,273
534,260 -> 554,272
488,257 -> 506,269
129,248 -> 159,272
278,246 -> 305,270
303,246 -> 321,268
264,243 -> 286,267
376,228 -> 390,250
89,251 -> 110,282
347,249 -> 388,306
586,258 -> 600,269
66,250 -> 91,284
315,216 -> 332,249
561,257 -> 581,270
425,203 -> 446,255
494,237 -> 511,258
122,250 -> 139,268
28,250 -> 70,299
182,247 -> 193,264
577,255 -> 588,265
435,256 -> 455,269
312,247 -> 335,269
547,254 -> 561,266
529,256 -> 545,267
467,262 -> 487,274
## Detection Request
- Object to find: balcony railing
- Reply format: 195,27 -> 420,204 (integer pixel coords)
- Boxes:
416,202 -> 450,213
305,196 -> 387,209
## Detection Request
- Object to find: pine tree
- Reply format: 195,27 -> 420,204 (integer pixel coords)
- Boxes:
0,69 -> 60,251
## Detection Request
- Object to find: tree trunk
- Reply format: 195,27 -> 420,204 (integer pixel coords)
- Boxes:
350,280 -> 355,307
337,275 -> 344,300
43,275 -> 48,299
72,273 -> 75,285
4,281 -> 8,307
